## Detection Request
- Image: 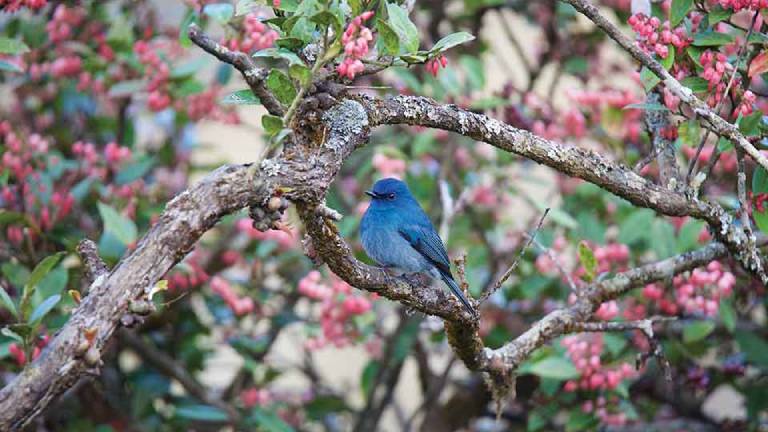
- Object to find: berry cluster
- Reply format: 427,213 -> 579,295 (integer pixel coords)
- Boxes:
718,0 -> 768,11
642,261 -> 735,316
628,14 -> 690,59
298,271 -> 375,350
210,276 -> 255,316
224,14 -> 279,52
337,11 -> 375,79
425,55 -> 448,77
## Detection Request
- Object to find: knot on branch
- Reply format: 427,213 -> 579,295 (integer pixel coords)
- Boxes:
249,195 -> 289,232
295,80 -> 348,139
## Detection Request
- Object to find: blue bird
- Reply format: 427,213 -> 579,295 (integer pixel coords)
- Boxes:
360,178 -> 477,317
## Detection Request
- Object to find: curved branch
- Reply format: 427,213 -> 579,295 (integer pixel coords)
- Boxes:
360,94 -> 766,284
0,164 -> 270,430
187,24 -> 284,116
561,0 -> 768,174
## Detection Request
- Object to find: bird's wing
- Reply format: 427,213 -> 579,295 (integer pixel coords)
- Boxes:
398,224 -> 452,275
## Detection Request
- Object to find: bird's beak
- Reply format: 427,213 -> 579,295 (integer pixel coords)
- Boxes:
365,190 -> 378,198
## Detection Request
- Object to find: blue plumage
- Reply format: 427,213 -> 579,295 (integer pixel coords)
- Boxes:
360,178 -> 476,316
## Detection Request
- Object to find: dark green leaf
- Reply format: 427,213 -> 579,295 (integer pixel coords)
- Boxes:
670,0 -> 693,27
361,360 -> 379,398
29,294 -> 61,324
221,89 -> 260,105
693,31 -> 735,47
1,327 -> 23,343
753,166 -> 768,194
0,210 -> 27,226
305,396 -> 349,420
179,10 -> 199,48
680,76 -> 710,93
21,252 -> 65,320
386,3 -> 419,53
708,6 -> 732,24
275,37 -> 305,50
739,111 -> 763,136
735,330 -> 768,368
262,115 -> 284,136
719,298 -> 736,333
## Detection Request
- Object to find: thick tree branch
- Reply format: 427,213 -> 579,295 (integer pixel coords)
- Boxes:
561,0 -> 768,174
360,94 -> 766,284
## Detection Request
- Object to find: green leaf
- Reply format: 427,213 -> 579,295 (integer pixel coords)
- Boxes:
1,327 -> 23,343
220,89 -> 260,105
0,288 -> 17,318
708,6 -> 732,24
29,294 -> 61,325
640,67 -> 661,91
275,37 -> 305,50
753,166 -> 768,193
0,60 -> 23,73
202,3 -> 234,24
738,111 -> 763,136
0,37 -> 30,55
693,31 -> 735,47
0,210 -> 27,226
249,407 -> 295,432
735,330 -> 768,368
386,2 -> 420,53
681,76 -> 710,93
679,118 -> 701,147
376,20 -> 400,56
310,11 -> 342,38
305,396 -> 349,420
98,202 -> 138,246
115,156 -> 156,185
179,9 -> 198,48
361,360 -> 379,398
660,47 -> 675,70
527,356 -> 580,380
173,79 -> 205,97
266,70 -> 297,105
170,57 -> 208,79
175,404 -> 229,422
623,102 -> 669,111
288,64 -> 311,87
719,298 -> 736,333
670,0 -> 693,27
577,241 -> 597,282
262,115 -> 284,136
20,252 -> 65,320
252,48 -> 306,66
683,320 -> 716,343
429,32 -> 475,54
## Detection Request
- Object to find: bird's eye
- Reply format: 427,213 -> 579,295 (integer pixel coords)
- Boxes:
388,193 -> 395,200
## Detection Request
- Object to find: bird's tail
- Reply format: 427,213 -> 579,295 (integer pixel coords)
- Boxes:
440,272 -> 477,317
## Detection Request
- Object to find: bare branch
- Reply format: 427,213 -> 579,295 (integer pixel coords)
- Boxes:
187,24 -> 284,116
479,208 -> 549,303
562,0 -> 768,174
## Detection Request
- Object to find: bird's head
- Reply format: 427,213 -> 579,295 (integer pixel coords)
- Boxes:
365,178 -> 415,207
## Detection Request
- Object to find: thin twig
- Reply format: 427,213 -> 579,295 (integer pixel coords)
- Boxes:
479,208 -> 549,303
686,10 -> 760,185
528,234 -> 578,293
